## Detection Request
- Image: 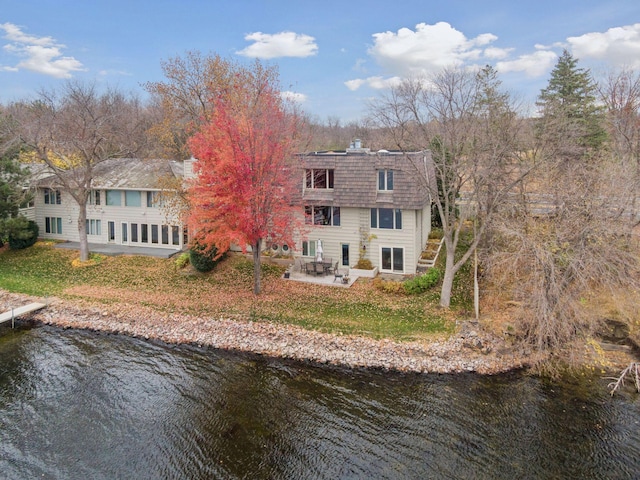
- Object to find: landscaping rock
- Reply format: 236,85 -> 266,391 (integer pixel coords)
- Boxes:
1,289 -> 536,375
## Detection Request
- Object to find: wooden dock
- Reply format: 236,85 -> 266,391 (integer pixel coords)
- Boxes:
0,302 -> 47,327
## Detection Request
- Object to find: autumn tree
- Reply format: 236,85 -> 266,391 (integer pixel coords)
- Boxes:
3,81 -> 149,261
483,58 -> 640,355
187,65 -> 305,294
369,66 -> 531,308
303,115 -> 378,151
598,67 -> 640,166
144,51 -> 278,159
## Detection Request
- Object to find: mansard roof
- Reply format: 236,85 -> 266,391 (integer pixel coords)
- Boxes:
300,148 -> 434,210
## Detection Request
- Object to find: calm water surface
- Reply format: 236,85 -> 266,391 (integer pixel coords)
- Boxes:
1,324 -> 639,479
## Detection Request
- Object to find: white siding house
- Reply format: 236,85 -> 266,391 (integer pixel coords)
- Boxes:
297,144 -> 434,276
35,158 -> 187,252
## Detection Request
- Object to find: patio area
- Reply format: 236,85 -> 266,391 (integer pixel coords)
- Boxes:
283,259 -> 358,288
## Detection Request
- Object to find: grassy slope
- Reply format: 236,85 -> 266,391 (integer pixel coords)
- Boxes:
0,242 -> 461,342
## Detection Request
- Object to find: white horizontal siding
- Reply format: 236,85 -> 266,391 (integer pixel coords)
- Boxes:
19,207 -> 36,221
295,206 -> 424,274
301,207 -> 360,266
35,188 -> 184,249
369,208 -> 419,274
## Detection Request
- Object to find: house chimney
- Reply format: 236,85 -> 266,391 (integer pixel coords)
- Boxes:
346,139 -> 370,154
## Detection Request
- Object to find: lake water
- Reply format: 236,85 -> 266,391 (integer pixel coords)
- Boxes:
1,324 -> 639,479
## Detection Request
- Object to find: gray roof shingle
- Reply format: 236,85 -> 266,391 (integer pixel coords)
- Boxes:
300,150 -> 433,210
37,158 -> 184,190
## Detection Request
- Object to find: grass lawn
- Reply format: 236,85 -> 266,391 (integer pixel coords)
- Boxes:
0,241 -> 462,342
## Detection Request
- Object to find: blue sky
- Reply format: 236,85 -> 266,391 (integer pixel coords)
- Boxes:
1,0 -> 639,121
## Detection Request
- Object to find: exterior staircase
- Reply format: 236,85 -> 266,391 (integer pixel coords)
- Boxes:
416,238 -> 444,273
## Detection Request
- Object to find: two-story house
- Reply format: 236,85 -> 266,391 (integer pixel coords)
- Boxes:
35,158 -> 187,253
297,142 -> 434,276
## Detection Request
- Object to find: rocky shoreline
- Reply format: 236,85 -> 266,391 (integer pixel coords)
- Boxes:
1,289 -> 536,374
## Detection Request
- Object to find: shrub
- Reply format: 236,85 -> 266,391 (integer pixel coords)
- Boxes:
189,243 -> 220,272
8,220 -> 39,250
373,277 -> 406,294
354,258 -> 373,270
428,228 -> 444,240
403,268 -> 442,295
174,252 -> 190,269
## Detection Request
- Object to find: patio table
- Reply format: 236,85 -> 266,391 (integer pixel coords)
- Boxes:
305,261 -> 333,276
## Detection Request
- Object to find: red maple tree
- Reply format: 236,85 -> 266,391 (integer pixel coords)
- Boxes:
187,79 -> 304,294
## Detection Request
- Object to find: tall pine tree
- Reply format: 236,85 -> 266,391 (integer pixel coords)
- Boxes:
536,50 -> 606,161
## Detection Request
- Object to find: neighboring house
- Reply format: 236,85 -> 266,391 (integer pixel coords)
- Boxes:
35,158 -> 187,252
15,163 -> 49,222
26,147 -> 434,274
296,142 -> 434,276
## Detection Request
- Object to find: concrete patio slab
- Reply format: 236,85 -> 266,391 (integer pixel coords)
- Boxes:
284,269 -> 358,287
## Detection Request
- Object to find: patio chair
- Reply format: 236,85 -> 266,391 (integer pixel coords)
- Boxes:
333,261 -> 344,283
295,257 -> 305,272
323,258 -> 333,275
305,262 -> 315,275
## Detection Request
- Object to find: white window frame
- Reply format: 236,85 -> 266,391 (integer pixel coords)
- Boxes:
371,208 -> 402,230
106,190 -> 122,206
304,205 -> 340,226
85,219 -> 102,236
380,246 -> 404,273
377,169 -> 394,191
302,240 -> 317,257
44,189 -> 61,205
305,169 -> 334,189
45,216 -> 63,234
87,190 -> 101,206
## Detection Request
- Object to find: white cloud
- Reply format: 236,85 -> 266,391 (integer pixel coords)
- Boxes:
98,69 -> 133,77
567,23 -> 640,67
344,76 -> 402,91
237,31 -> 318,59
347,22 -> 510,91
496,50 -> 558,77
352,58 -> 367,73
484,47 -> 513,60
344,78 -> 366,91
368,22 -> 500,75
281,91 -> 307,103
0,23 -> 84,78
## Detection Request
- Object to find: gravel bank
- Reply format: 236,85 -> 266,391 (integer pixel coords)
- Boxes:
1,289 -> 533,374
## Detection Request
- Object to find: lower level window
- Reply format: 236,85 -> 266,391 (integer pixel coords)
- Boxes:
172,226 -> 180,245
302,240 -> 317,257
161,225 -> 169,245
45,217 -> 63,234
381,247 -> 404,273
85,219 -> 102,236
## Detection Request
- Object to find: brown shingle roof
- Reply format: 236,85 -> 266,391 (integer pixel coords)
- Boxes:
300,150 -> 433,209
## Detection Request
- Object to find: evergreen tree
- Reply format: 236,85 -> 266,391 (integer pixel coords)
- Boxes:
0,150 -> 32,247
0,156 -> 27,220
536,50 -> 606,159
